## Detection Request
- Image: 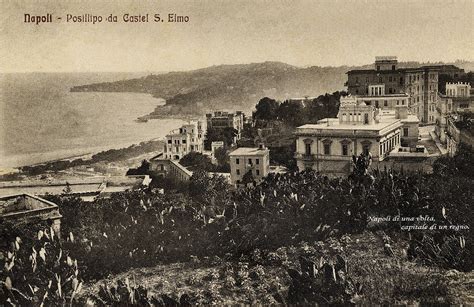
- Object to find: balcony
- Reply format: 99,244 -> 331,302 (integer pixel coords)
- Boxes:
295,153 -> 315,161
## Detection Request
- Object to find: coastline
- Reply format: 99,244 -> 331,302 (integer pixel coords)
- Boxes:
1,137 -> 165,175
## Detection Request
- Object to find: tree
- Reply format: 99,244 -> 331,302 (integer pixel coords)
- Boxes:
254,97 -> 280,120
204,127 -> 238,149
278,100 -> 306,127
180,152 -> 215,172
214,147 -> 230,172
241,170 -> 255,186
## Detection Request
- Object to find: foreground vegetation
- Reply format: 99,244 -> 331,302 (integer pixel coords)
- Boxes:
1,145 -> 472,305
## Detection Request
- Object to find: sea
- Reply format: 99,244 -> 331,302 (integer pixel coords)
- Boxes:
0,73 -> 186,169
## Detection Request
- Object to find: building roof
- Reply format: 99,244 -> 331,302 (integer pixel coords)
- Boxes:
229,147 -> 269,156
0,193 -> 61,219
357,93 -> 410,99
296,115 -> 401,133
347,64 -> 463,75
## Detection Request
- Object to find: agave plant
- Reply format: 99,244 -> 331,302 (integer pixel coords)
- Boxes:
287,254 -> 362,305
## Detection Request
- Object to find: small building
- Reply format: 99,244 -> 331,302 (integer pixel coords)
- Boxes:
149,154 -> 193,182
0,194 -> 62,235
229,145 -> 270,187
445,82 -> 474,113
206,111 -> 245,143
164,121 -> 204,160
446,82 -> 471,98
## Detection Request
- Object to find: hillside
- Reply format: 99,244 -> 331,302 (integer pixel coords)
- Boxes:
70,60 -> 474,117
70,62 -> 349,116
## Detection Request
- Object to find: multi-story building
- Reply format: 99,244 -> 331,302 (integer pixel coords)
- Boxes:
436,82 -> 473,144
163,121 -> 204,160
294,97 -> 419,176
229,144 -> 270,186
206,111 -> 245,142
445,114 -> 474,157
345,56 -> 463,124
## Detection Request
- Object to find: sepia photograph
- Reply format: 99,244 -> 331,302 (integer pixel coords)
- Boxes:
0,0 -> 473,305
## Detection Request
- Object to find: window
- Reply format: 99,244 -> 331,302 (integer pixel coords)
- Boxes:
236,158 -> 240,165
256,158 -> 259,165
305,143 -> 311,155
388,76 -> 392,82
364,113 -> 369,124
392,65 -> 396,71
384,100 -> 388,107
256,170 -> 260,176
402,100 -> 405,105
375,101 -> 379,108
342,144 -> 348,156
182,139 -> 186,144
403,128 -> 409,136
324,144 -> 331,155
236,169 -> 240,175
379,77 -> 383,83
377,65 -> 380,71
248,158 -> 252,165
168,140 -> 172,144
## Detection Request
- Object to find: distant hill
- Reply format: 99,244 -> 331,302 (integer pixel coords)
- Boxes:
70,60 -> 474,117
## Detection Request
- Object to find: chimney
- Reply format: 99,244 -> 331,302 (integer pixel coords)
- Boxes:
258,143 -> 265,150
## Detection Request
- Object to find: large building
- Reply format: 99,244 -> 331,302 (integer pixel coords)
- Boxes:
345,56 -> 464,124
294,97 -> 419,176
206,111 -> 245,142
163,121 -> 204,160
229,145 -> 270,186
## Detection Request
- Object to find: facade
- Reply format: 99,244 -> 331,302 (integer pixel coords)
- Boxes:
435,94 -> 453,143
206,111 -> 245,142
229,145 -> 270,186
294,97 -> 422,176
164,121 -> 204,160
446,82 -> 474,113
0,194 -> 62,234
346,56 -> 463,124
340,95 -> 419,146
445,115 -> 474,157
435,82 -> 473,144
149,154 -> 193,182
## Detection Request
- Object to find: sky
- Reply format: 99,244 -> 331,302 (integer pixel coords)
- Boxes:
1,0 -> 473,72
